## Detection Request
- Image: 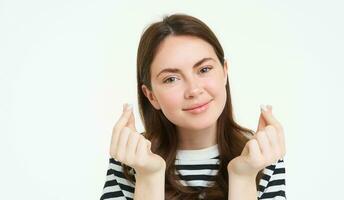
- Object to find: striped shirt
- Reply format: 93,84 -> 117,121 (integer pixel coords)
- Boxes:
100,144 -> 286,199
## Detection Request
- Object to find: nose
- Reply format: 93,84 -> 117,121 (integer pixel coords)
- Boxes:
184,78 -> 203,99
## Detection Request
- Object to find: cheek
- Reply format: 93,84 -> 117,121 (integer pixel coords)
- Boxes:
203,78 -> 223,96
204,77 -> 227,109
156,88 -> 183,112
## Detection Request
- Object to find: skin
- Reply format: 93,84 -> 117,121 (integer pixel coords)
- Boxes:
142,35 -> 228,150
227,105 -> 286,200
110,104 -> 166,200
109,35 -> 286,199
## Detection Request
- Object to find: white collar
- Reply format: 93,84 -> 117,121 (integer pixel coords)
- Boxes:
176,144 -> 219,160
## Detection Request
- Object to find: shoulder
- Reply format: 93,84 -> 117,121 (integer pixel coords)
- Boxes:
257,159 -> 286,199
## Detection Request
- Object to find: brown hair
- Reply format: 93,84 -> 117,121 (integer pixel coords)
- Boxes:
122,13 -> 264,199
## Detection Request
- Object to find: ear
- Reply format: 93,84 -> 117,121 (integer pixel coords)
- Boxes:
223,59 -> 229,86
141,84 -> 161,110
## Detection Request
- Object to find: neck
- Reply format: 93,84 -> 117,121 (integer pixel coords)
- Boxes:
176,123 -> 217,150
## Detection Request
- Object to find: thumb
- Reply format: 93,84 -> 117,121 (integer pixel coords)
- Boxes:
125,104 -> 137,132
256,105 -> 268,132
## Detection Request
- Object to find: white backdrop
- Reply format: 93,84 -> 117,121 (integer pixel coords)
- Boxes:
1,0 -> 343,199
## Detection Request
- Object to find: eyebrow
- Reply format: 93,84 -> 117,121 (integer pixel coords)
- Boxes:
156,57 -> 216,78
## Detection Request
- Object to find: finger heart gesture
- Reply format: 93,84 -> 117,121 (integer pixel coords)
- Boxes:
109,103 -> 166,176
227,104 -> 286,178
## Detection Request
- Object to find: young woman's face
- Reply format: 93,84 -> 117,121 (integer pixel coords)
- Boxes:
142,35 -> 228,131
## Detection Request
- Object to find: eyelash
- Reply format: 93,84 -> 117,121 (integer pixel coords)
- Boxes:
163,66 -> 213,84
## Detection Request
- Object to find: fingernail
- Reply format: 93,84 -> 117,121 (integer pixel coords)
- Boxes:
260,104 -> 268,112
267,104 -> 272,110
126,103 -> 133,111
123,103 -> 127,112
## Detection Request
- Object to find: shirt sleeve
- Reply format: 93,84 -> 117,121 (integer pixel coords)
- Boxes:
257,159 -> 287,200
100,158 -> 136,200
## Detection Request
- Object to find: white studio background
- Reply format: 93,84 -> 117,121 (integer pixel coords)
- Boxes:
1,0 -> 343,199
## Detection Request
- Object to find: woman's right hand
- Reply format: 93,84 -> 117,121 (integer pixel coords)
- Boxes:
109,103 -> 166,177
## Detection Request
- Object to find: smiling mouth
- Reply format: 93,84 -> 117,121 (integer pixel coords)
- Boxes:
183,99 -> 213,111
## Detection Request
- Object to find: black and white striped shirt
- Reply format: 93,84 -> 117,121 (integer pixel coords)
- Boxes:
100,144 -> 286,199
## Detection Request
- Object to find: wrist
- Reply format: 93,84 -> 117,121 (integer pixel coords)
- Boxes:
134,167 -> 165,200
227,164 -> 259,180
227,172 -> 257,200
227,168 -> 257,183
135,167 -> 166,182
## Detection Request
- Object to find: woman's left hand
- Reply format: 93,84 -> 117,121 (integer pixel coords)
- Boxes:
227,104 -> 286,178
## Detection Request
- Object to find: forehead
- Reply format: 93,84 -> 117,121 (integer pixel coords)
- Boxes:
151,35 -> 218,74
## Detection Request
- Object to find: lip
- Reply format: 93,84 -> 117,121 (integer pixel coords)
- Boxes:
183,100 -> 212,111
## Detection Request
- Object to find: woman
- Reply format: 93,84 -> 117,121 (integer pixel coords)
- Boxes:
100,13 -> 286,200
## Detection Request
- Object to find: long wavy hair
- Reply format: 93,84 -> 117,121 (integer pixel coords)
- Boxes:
122,13 -> 264,199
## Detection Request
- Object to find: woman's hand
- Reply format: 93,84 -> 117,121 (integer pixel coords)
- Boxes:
227,104 -> 286,178
110,103 -> 166,177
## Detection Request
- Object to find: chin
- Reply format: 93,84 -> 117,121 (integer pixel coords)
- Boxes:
184,117 -> 217,130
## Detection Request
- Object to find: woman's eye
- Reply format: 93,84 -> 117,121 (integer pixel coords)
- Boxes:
200,66 -> 212,73
163,66 -> 212,84
163,77 -> 177,84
